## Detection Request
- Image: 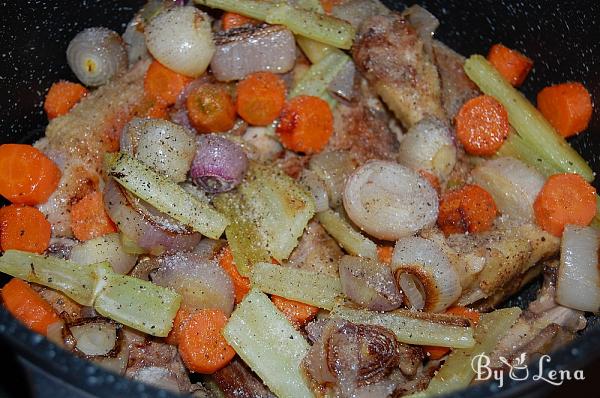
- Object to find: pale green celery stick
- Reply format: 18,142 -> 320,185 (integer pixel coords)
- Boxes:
496,131 -> 561,178
250,262 -> 342,309
0,250 -> 107,306
464,55 -> 593,181
266,4 -> 355,49
296,35 -> 339,64
331,305 -> 476,348
104,153 -> 229,239
317,209 -> 378,259
93,263 -> 181,337
194,0 -> 278,20
415,307 -> 522,397
223,290 -> 314,398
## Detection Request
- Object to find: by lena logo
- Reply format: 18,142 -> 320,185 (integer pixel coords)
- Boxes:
471,352 -> 585,388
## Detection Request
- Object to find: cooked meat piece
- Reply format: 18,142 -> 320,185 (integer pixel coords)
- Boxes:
285,220 -> 343,277
353,13 -> 445,129
35,59 -> 150,237
46,237 -> 77,259
431,40 -> 480,120
327,78 -> 400,163
275,151 -> 310,179
212,359 -> 276,398
487,264 -> 586,369
32,285 -> 82,323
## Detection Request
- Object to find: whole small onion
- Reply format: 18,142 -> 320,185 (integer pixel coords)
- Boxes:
67,27 -> 127,86
191,135 -> 248,193
145,6 -> 215,77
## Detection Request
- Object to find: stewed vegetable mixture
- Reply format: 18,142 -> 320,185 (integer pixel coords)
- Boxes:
0,0 -> 597,397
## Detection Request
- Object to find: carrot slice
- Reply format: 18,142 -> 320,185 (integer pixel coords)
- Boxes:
145,100 -> 169,119
376,245 -> 394,265
236,72 -> 286,126
455,95 -> 510,156
144,60 -> 192,106
178,309 -> 236,374
218,246 -> 250,304
70,191 -> 117,241
320,0 -> 342,14
0,205 -> 51,253
537,82 -> 593,138
186,83 -> 237,133
271,295 -> 319,328
437,184 -> 498,235
2,278 -> 60,335
487,44 -> 533,87
44,81 -> 88,119
418,169 -> 441,195
276,95 -> 333,154
423,306 -> 480,359
166,307 -> 192,346
0,144 -> 61,205
533,173 -> 596,237
221,12 -> 258,30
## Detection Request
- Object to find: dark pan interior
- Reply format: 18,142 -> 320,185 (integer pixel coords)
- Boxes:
0,0 -> 599,397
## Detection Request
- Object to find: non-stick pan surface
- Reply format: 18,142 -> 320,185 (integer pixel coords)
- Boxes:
1,1 -> 599,397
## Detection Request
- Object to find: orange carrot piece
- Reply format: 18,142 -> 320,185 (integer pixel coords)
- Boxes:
455,95 -> 510,156
145,100 -> 169,119
537,82 -> 593,138
166,307 -> 192,346
236,72 -> 286,126
0,205 -> 51,253
221,12 -> 258,30
276,95 -> 333,154
320,0 -> 342,14
437,184 -> 498,236
423,306 -> 480,359
487,44 -> 533,87
533,173 -> 596,237
218,246 -> 250,304
70,191 -> 117,241
271,295 -> 319,328
2,278 -> 60,335
44,81 -> 88,119
186,83 -> 237,133
144,60 -> 192,106
377,246 -> 394,265
0,144 -> 61,205
418,169 -> 441,195
178,309 -> 236,374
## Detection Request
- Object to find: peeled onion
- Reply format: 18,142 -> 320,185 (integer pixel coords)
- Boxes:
145,6 -> 214,77
472,157 -> 545,222
343,161 -> 438,240
241,126 -> 283,161
67,318 -> 120,357
121,118 -> 195,183
104,179 -> 201,254
151,252 -> 234,315
557,225 -> 600,313
309,151 -> 357,208
339,255 -> 402,311
67,27 -> 127,86
69,233 -> 138,274
299,169 -> 330,213
391,236 -> 461,312
397,117 -> 456,179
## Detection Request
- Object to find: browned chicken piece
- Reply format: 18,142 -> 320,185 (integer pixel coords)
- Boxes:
327,78 -> 400,163
353,13 -> 446,129
35,59 -> 150,237
431,40 -> 480,119
488,264 -> 586,369
285,220 -> 343,277
32,285 -> 82,323
213,359 -> 276,398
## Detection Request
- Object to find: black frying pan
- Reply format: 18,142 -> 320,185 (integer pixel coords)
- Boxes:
1,0 -> 599,397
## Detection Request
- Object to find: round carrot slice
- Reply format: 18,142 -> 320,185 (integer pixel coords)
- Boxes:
186,83 -> 237,133
44,80 -> 88,119
455,95 -> 510,156
144,60 -> 192,106
236,72 -> 286,126
537,82 -> 593,138
0,205 -> 51,253
437,184 -> 498,235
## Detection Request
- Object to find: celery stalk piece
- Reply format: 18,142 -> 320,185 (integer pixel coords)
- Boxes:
223,290 -> 314,398
93,264 -> 181,337
266,4 -> 355,49
104,153 -> 229,239
290,50 -> 350,106
418,307 -> 522,397
317,209 -> 378,259
464,55 -> 593,181
194,0 -> 278,20
296,35 -> 339,64
331,305 -> 476,348
251,262 -> 342,309
496,131 -> 560,178
0,250 -> 107,306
